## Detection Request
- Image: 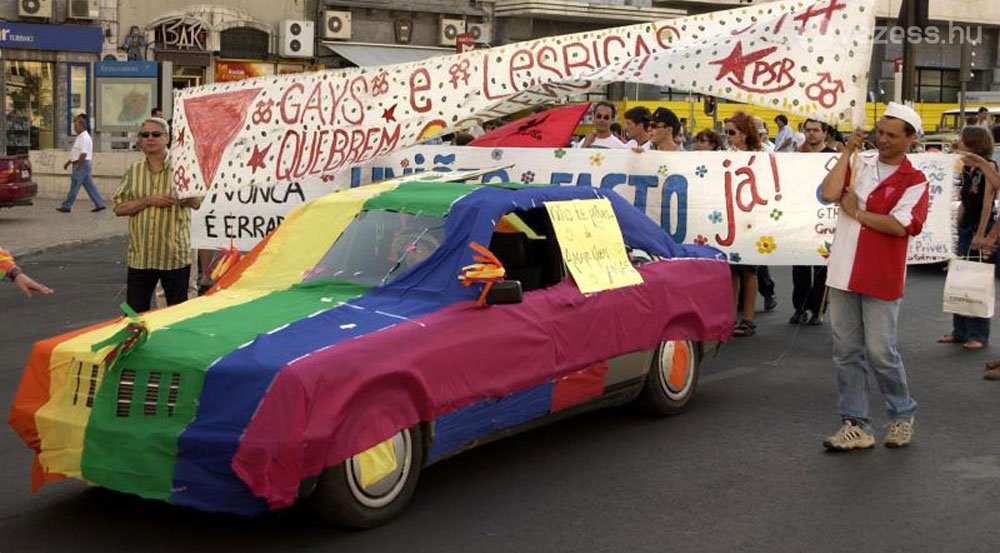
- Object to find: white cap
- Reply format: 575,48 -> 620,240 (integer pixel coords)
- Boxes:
883,102 -> 922,135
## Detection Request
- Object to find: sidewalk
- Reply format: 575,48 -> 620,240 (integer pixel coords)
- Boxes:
0,197 -> 127,258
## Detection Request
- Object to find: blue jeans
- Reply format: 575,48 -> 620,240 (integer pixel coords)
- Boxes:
829,288 -> 917,431
953,223 -> 995,343
61,161 -> 106,210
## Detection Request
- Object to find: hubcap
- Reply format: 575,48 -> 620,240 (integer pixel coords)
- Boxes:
346,429 -> 412,508
658,340 -> 695,400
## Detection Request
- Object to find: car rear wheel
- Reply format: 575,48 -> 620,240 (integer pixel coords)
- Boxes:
311,426 -> 424,529
634,340 -> 700,415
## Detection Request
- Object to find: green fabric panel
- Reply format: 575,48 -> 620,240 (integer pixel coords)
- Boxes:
362,181 -> 478,217
79,280 -> 370,500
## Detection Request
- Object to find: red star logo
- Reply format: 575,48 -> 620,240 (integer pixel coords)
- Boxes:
247,143 -> 270,174
176,127 -> 186,147
382,104 -> 397,123
710,42 -> 778,84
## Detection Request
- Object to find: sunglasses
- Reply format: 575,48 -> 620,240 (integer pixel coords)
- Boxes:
725,129 -> 739,136
594,114 -> 612,120
139,131 -> 165,138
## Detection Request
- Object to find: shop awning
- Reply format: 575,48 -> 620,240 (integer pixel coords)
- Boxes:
322,43 -> 452,67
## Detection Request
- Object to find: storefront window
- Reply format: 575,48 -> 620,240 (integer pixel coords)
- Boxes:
4,60 -> 55,155
67,63 -> 90,135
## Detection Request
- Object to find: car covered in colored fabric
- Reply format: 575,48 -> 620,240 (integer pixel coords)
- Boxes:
8,174 -> 734,528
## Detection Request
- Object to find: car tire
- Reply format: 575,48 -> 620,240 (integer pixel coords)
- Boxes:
634,340 -> 700,416
311,425 -> 424,529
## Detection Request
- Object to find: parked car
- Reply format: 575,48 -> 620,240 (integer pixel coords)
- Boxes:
0,155 -> 37,208
9,174 -> 733,528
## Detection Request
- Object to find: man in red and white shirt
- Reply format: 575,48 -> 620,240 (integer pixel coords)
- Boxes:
818,103 -> 928,452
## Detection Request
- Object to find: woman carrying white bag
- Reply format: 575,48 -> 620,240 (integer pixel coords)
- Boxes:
940,126 -> 1000,351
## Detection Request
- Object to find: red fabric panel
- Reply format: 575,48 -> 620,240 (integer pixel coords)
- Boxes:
232,257 -> 733,509
469,103 -> 591,148
550,361 -> 609,413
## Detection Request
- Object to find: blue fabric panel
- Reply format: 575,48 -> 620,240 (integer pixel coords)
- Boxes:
428,382 -> 555,462
170,290 -> 449,515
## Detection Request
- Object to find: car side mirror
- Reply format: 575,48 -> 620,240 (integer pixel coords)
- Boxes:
485,280 -> 522,305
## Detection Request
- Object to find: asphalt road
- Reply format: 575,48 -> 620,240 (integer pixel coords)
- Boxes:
2,238 -> 999,553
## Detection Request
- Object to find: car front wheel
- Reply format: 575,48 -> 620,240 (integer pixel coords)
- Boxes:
634,340 -> 700,415
311,426 -> 424,529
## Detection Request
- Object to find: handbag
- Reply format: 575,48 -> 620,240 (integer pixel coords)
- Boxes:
943,252 -> 996,318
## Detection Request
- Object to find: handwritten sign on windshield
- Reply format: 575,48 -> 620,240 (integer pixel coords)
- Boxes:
545,198 -> 643,294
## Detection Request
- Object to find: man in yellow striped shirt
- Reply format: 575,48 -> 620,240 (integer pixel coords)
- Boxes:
113,117 -> 202,312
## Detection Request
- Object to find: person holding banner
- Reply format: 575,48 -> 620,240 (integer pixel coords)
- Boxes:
820,103 -> 929,451
113,117 -> 203,313
725,113 -> 764,337
623,106 -> 652,150
646,108 -> 683,152
575,102 -> 626,149
789,119 -> 838,326
938,126 -> 1000,350
694,129 -> 723,151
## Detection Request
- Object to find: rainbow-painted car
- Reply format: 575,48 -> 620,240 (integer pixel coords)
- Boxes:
9,174 -> 733,528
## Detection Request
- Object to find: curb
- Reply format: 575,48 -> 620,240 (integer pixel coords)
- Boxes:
12,234 -> 127,261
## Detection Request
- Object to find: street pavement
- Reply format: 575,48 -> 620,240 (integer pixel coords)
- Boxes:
0,197 -> 126,258
2,239 -> 1000,552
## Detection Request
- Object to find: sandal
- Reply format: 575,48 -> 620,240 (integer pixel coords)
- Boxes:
733,320 -> 757,337
985,359 -> 1000,371
937,334 -> 963,344
964,340 -> 987,350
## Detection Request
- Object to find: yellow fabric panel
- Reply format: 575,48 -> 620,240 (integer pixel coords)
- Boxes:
357,437 -> 399,489
232,180 -> 401,291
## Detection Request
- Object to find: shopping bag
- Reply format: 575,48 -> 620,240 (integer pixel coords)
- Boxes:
943,255 -> 996,318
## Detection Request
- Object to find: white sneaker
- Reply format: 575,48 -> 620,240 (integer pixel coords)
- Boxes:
884,417 -> 914,448
823,420 -> 875,451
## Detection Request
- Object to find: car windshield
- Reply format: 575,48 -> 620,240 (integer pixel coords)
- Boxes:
304,210 -> 446,287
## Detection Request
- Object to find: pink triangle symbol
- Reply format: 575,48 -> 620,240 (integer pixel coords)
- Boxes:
182,88 -> 262,190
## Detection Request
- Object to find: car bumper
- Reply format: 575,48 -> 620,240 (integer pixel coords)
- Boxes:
0,181 -> 37,206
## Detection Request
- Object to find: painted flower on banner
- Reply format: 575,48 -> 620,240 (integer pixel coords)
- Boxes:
400,158 -> 410,169
756,236 -> 777,255
590,153 -> 605,167
709,211 -> 723,224
492,149 -> 504,161
695,165 -> 708,178
521,171 -> 536,184
657,165 -> 670,176
770,208 -> 783,221
817,241 -> 833,259
729,252 -> 742,263
694,234 -> 709,245
554,148 -> 567,159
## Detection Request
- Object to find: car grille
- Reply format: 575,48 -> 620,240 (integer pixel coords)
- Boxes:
67,359 -> 182,418
115,369 -> 183,418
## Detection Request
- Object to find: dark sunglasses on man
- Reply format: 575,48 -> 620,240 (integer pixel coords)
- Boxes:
139,131 -> 165,138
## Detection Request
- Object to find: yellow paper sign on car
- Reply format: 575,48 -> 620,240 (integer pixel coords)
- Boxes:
544,198 -> 643,294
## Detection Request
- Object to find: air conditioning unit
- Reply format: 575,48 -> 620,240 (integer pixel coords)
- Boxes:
438,18 -> 466,46
467,22 -> 491,45
279,20 -> 315,58
323,10 -> 352,40
68,0 -> 99,19
18,0 -> 52,19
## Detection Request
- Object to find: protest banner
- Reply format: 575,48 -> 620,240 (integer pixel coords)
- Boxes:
170,0 -> 875,198
191,146 -> 955,266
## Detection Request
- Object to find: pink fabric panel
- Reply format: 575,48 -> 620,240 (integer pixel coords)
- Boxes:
232,258 -> 733,509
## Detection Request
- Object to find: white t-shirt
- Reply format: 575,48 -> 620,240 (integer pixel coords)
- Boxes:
624,139 -> 653,150
774,126 -> 796,152
70,130 -> 93,162
574,134 -> 626,149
